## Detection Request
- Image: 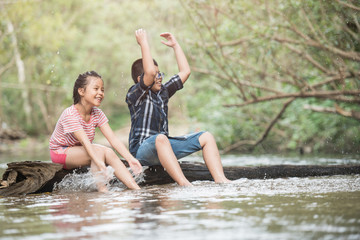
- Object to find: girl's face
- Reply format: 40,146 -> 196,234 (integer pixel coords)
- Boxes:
79,77 -> 104,107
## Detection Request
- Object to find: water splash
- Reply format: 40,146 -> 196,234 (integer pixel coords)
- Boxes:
53,166 -> 147,193
108,167 -> 147,192
166,175 -> 360,201
133,166 -> 147,184
54,166 -> 115,193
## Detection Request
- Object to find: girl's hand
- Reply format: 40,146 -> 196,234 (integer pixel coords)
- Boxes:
160,32 -> 177,47
96,161 -> 107,173
94,160 -> 110,180
128,158 -> 143,176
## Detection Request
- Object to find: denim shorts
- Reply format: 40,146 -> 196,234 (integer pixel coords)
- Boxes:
136,131 -> 205,166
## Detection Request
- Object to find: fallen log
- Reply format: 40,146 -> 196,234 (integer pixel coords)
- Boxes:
0,161 -> 359,196
0,161 -> 63,196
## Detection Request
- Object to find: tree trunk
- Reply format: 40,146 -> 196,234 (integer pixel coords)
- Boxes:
1,161 -> 359,196
7,19 -> 32,126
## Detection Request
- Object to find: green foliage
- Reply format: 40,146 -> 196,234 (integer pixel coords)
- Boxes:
0,0 -> 188,135
282,99 -> 360,153
182,0 -> 360,154
0,0 -> 359,155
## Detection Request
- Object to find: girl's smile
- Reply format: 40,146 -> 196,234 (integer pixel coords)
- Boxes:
81,77 -> 104,107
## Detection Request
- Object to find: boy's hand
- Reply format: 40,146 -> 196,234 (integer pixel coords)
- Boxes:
160,32 -> 178,47
135,28 -> 148,46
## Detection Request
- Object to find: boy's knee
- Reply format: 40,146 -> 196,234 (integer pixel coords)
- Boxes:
199,131 -> 215,146
155,134 -> 169,145
201,131 -> 214,140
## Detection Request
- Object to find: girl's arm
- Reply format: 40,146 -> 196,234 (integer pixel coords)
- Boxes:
99,123 -> 143,175
73,130 -> 107,173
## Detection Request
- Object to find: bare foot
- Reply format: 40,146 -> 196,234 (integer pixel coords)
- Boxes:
97,185 -> 109,193
215,178 -> 232,184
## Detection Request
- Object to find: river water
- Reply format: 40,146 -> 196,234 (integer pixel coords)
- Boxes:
0,153 -> 359,240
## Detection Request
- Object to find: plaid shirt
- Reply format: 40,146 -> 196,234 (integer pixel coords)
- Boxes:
126,74 -> 183,156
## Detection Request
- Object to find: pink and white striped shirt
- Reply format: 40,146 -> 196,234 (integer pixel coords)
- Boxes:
49,105 -> 108,150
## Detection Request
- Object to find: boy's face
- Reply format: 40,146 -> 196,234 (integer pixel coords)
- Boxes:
150,66 -> 162,92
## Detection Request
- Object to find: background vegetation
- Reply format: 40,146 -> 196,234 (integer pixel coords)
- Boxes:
0,0 -> 359,155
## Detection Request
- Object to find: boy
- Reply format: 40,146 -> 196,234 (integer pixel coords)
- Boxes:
126,29 -> 230,186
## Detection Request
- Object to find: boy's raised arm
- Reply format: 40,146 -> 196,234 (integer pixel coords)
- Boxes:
160,32 -> 191,84
135,29 -> 157,86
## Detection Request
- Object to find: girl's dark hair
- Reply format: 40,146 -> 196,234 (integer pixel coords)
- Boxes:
131,58 -> 158,84
73,71 -> 102,104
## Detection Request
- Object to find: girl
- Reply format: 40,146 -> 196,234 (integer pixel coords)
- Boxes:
49,71 -> 141,192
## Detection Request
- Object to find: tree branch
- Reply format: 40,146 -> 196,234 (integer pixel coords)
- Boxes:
284,43 -> 332,75
192,66 -> 282,94
221,98 -> 295,153
0,56 -> 15,76
187,37 -> 252,48
0,82 -> 66,92
224,90 -> 360,107
273,36 -> 360,62
304,104 -> 360,121
336,0 -> 360,11
310,72 -> 357,89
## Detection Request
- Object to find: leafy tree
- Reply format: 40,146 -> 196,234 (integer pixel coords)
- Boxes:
181,0 -> 360,153
0,0 -> 190,136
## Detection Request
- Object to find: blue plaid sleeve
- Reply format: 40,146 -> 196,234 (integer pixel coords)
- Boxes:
164,74 -> 183,98
126,76 -> 152,106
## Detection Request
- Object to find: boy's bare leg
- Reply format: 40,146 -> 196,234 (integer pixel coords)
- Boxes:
155,134 -> 192,186
199,132 -> 231,183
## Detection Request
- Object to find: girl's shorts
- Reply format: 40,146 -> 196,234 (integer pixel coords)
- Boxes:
50,147 -> 70,169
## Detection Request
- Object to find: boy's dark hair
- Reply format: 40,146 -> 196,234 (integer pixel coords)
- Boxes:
73,71 -> 102,104
131,58 -> 158,84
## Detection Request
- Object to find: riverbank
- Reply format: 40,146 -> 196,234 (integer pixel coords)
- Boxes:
0,121 -> 195,156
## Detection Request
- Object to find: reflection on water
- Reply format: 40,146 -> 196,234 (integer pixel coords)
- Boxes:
0,154 -> 359,240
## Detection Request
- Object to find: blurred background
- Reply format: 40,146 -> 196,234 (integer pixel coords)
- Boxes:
0,0 -> 359,156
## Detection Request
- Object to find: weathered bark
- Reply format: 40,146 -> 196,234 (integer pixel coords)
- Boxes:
144,162 -> 360,184
1,161 -> 359,196
0,161 -> 63,196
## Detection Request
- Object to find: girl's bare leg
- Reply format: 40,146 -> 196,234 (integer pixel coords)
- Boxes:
199,132 -> 231,183
103,147 -> 140,190
66,145 -> 140,191
90,160 -> 109,193
66,146 -> 109,192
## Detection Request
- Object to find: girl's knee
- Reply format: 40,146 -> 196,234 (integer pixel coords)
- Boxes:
101,146 -> 120,165
104,146 -> 117,158
93,145 -> 114,159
